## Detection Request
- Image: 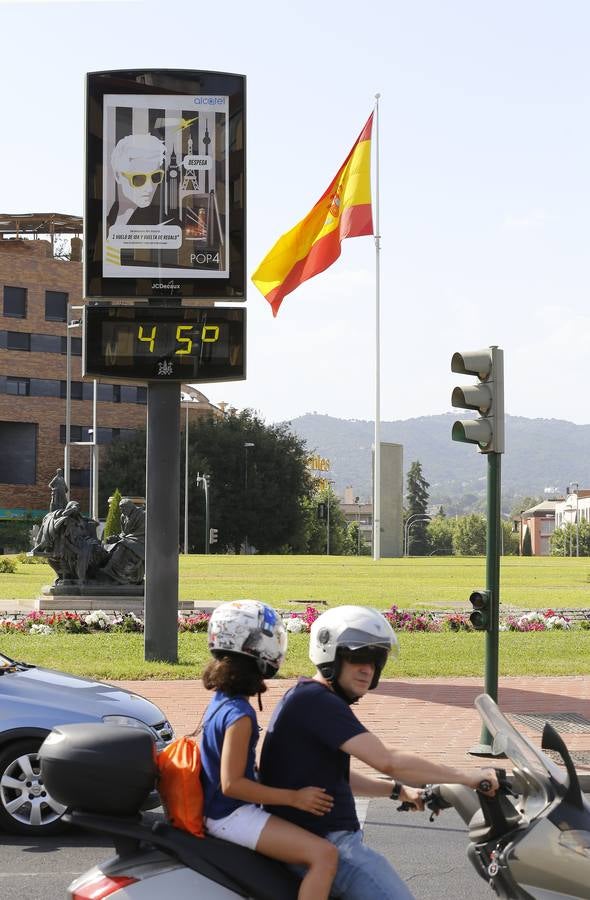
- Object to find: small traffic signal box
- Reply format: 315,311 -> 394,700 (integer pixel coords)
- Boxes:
469,590 -> 492,631
209,528 -> 218,545
451,347 -> 504,454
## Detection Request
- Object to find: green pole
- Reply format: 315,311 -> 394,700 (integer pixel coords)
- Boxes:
470,451 -> 501,753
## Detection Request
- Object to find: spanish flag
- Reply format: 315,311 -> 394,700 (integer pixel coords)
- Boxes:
252,114 -> 374,316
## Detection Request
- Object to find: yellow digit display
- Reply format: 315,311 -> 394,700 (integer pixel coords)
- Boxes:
137,325 -> 156,353
202,325 -> 219,342
175,325 -> 194,355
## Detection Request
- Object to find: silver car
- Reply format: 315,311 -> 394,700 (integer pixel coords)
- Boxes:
0,648 -> 173,836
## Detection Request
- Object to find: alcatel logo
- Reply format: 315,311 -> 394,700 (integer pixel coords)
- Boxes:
193,97 -> 225,106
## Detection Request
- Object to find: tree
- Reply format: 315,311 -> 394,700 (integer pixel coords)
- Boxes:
406,461 -> 430,555
427,516 -> 455,555
509,496 -> 541,518
501,520 -> 519,556
299,484 -> 353,555
100,410 -> 313,554
522,526 -> 532,556
103,488 -> 122,541
453,514 -> 487,556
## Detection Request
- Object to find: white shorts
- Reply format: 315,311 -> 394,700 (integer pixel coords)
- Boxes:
205,804 -> 271,851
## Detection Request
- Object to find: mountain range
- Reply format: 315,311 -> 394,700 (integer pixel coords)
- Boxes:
286,412 -> 590,515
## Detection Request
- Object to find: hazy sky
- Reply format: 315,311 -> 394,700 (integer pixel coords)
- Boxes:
3,0 -> 589,424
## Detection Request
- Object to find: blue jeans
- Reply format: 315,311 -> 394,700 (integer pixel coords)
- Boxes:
291,829 -> 415,900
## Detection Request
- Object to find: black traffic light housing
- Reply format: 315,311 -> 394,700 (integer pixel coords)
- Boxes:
469,590 -> 492,631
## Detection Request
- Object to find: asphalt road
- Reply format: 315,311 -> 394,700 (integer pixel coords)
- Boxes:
0,801 -> 491,900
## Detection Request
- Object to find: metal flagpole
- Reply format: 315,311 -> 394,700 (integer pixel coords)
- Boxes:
373,93 -> 381,561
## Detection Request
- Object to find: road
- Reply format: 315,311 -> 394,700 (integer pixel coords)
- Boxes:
0,800 -> 490,900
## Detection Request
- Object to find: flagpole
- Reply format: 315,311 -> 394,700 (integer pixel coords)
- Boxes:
373,93 -> 381,561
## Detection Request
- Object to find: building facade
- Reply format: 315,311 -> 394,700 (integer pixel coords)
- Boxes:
0,215 -> 222,524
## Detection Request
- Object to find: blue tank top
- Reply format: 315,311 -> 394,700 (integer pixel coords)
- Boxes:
200,691 -> 259,821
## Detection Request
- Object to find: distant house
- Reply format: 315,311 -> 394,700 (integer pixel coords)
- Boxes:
517,500 -> 561,556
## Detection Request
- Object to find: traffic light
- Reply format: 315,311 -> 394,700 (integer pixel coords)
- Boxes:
451,346 -> 504,453
317,502 -> 327,522
469,590 -> 491,631
209,528 -> 218,545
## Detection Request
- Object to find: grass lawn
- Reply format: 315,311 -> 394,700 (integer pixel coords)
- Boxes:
1,632 -> 589,680
2,554 -> 590,609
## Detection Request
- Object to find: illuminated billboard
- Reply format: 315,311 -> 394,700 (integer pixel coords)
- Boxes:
85,70 -> 245,301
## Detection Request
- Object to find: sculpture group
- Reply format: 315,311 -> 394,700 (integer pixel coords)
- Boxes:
33,474 -> 145,590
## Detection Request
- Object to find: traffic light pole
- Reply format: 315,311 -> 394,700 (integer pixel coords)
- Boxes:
470,451 -> 501,754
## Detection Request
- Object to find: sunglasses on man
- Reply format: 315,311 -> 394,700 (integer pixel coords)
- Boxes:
120,169 -> 164,188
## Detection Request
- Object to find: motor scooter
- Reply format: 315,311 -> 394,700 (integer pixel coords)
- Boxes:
38,694 -> 590,900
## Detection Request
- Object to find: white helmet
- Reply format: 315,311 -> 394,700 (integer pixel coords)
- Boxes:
208,600 -> 287,678
309,605 -> 398,690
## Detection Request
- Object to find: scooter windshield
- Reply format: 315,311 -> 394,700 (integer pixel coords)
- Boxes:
475,694 -> 567,819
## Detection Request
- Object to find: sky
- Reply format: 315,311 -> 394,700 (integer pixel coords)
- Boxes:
2,0 -> 590,425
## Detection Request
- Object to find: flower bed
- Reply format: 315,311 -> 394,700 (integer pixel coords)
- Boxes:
1,605 -> 588,636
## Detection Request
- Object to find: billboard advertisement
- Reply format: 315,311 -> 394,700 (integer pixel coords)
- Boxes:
85,70 -> 245,301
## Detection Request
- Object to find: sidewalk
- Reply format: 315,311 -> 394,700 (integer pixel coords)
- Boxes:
112,675 -> 590,781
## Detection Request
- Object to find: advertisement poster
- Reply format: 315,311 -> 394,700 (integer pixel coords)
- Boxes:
102,93 -> 229,280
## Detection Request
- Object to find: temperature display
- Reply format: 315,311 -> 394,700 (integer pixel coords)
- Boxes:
84,304 -> 245,383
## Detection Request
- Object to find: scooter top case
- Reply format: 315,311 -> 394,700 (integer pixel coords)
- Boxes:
40,723 -> 156,815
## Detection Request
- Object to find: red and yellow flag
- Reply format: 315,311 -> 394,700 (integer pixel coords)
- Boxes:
252,113 -> 374,316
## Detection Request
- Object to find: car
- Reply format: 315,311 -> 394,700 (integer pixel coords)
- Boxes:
0,648 -> 174,836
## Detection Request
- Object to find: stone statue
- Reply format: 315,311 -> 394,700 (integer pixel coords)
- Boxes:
49,468 -> 68,512
32,501 -> 106,583
32,497 -> 145,594
100,499 -> 145,585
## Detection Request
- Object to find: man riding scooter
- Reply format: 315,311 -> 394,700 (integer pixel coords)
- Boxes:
260,605 -> 499,900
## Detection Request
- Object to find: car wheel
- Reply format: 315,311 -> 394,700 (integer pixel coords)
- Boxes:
0,739 -> 68,836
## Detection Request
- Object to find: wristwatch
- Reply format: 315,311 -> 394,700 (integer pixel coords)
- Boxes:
390,780 -> 402,801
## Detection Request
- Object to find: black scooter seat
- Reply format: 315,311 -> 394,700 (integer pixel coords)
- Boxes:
66,811 -> 301,900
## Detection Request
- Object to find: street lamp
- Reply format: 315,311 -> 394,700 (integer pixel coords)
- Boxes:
196,472 -> 210,554
567,482 -> 579,557
403,513 -> 431,556
244,442 -> 255,554
355,496 -> 361,556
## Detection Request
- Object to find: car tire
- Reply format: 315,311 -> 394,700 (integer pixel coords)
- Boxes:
0,739 -> 68,836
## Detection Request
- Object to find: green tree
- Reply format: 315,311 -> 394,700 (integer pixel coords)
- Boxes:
300,485 -> 352,555
509,496 -> 541,518
501,520 -> 520,556
522,525 -> 532,556
551,521 -> 590,557
453,513 -> 487,556
405,461 -> 430,555
100,410 -> 313,554
99,431 -> 146,514
103,488 -> 122,541
427,516 -> 455,555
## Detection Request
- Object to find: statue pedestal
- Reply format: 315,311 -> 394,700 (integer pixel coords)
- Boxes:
35,583 -> 195,614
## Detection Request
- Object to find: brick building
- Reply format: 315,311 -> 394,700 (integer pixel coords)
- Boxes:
0,213 -> 223,524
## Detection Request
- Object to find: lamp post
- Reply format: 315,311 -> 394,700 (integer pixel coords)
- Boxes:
355,496 -> 361,556
244,442 -> 254,554
325,479 -> 335,556
403,513 -> 431,556
64,305 -> 83,495
196,472 -> 210,554
568,482 -> 579,557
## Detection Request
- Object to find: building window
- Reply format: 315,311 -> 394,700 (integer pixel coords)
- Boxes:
60,381 -> 83,400
60,336 -> 82,356
60,425 -> 84,443
70,468 -> 90,487
136,387 -> 147,404
45,290 -> 68,322
6,331 -> 31,351
0,421 -> 36,484
6,376 -> 30,396
31,333 -> 62,353
30,379 -> 61,398
3,286 -> 27,318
